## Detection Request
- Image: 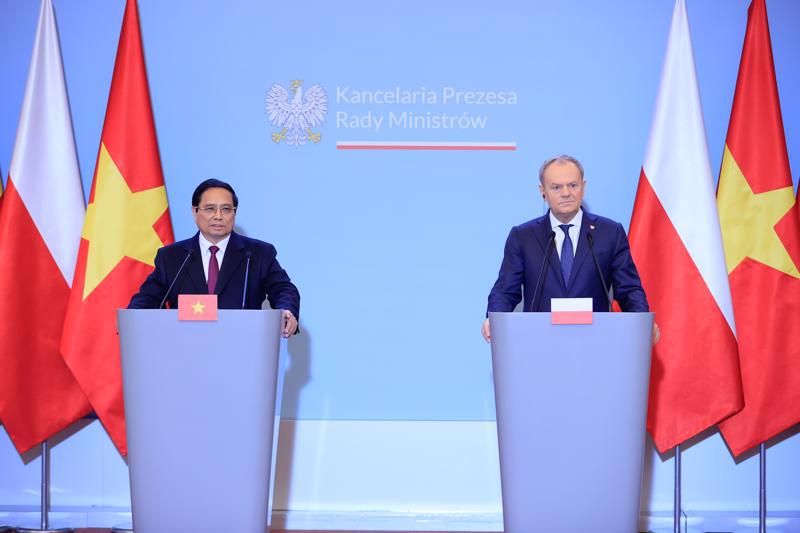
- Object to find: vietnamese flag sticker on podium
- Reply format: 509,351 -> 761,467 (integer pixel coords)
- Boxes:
550,298 -> 593,324
178,294 -> 218,321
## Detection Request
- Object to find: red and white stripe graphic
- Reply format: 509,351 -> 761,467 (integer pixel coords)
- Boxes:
0,0 -> 90,453
550,298 -> 593,325
628,0 -> 742,453
336,141 -> 516,151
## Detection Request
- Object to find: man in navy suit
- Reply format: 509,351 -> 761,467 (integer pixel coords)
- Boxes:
129,179 -> 300,337
482,155 -> 648,342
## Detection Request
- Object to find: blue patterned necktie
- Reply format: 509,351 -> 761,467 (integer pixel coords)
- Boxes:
559,224 -> 574,286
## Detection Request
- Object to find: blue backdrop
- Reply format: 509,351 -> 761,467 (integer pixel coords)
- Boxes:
1,0 -> 799,425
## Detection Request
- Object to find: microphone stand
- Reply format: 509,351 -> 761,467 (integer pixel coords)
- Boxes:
241,252 -> 252,309
159,250 -> 194,309
586,232 -> 612,312
530,232 -> 556,312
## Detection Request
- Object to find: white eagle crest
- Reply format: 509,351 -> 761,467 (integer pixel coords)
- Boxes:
266,80 -> 327,146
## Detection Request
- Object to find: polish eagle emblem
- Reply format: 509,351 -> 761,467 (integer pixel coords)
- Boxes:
266,80 -> 327,146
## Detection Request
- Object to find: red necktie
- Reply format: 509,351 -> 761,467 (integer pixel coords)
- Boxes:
208,245 -> 219,294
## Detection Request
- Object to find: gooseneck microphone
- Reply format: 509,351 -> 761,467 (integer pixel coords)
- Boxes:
586,232 -> 612,312
530,231 -> 556,312
159,249 -> 194,309
241,251 -> 252,309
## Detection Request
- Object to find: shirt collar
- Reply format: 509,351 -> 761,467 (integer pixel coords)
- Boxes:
198,232 -> 231,254
548,208 -> 583,230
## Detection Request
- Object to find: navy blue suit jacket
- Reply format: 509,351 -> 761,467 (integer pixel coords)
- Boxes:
487,209 -> 648,313
128,231 -> 300,317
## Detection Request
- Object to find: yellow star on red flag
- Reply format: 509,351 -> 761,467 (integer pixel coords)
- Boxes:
81,143 -> 169,299
715,0 -> 800,457
60,0 -> 175,458
717,146 -> 800,279
192,300 -> 206,314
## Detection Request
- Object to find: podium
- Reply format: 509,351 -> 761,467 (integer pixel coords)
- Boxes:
117,309 -> 284,533
489,312 -> 653,533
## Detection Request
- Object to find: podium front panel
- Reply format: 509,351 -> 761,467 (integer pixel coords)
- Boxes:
118,309 -> 282,533
490,312 -> 653,533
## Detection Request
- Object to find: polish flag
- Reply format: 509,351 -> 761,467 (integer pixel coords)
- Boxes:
0,0 -> 91,454
550,298 -> 592,325
628,0 -> 743,453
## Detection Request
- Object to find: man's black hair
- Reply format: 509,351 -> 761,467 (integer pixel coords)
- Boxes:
192,179 -> 239,207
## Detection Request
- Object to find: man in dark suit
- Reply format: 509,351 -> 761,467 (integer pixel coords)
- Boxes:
129,179 -> 300,337
482,155 -> 648,342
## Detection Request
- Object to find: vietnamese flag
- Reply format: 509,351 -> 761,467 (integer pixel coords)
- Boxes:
0,0 -> 91,454
628,0 -> 742,453
60,0 -> 174,456
178,294 -> 219,321
716,0 -> 800,457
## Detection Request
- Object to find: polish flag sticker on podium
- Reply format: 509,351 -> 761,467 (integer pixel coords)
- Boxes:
551,298 -> 593,325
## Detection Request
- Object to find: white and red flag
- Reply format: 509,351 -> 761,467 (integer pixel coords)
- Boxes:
0,0 -> 91,453
628,0 -> 743,453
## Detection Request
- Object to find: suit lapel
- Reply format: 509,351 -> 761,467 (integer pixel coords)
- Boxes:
534,213 -> 567,291
215,232 -> 245,295
570,209 -> 594,286
186,234 -> 208,293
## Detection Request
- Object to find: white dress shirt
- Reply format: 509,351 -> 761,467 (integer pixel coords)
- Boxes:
198,233 -> 231,282
549,209 -> 583,259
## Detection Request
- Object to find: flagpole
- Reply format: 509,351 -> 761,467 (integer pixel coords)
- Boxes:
15,440 -> 73,533
41,440 -> 47,530
674,443 -> 681,533
759,443 -> 766,533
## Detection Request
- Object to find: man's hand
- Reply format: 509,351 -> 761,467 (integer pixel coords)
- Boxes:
282,310 -> 298,338
482,318 -> 491,343
653,321 -> 661,345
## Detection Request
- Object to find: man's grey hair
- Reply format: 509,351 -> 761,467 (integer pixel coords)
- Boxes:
538,154 -> 585,184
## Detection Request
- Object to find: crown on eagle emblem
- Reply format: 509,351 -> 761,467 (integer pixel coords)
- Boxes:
266,79 -> 328,146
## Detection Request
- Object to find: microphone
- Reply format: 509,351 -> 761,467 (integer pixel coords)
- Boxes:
241,251 -> 252,309
159,250 -> 194,309
530,231 -> 556,312
586,232 -> 612,312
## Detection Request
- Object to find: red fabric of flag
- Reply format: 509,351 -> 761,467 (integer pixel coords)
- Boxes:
716,0 -> 800,457
0,0 -> 91,453
629,0 -> 742,453
60,0 -> 174,456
